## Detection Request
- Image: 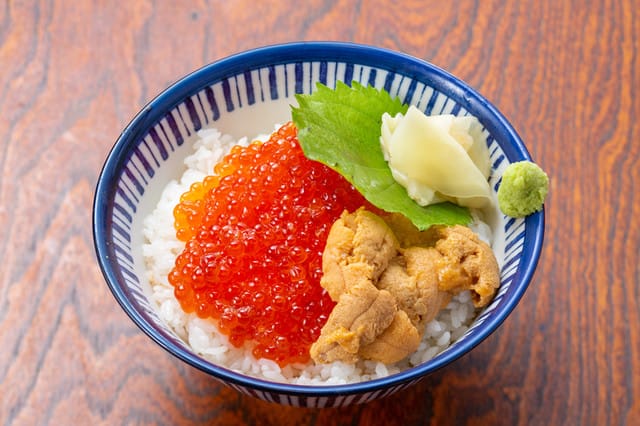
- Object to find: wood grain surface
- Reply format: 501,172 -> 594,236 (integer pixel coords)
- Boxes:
1,0 -> 638,425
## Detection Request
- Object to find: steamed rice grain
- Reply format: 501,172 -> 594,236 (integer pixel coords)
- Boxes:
143,127 -> 483,385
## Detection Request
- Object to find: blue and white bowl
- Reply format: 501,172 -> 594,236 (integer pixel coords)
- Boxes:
93,42 -> 544,407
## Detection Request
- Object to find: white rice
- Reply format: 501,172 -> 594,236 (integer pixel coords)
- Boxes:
142,127 -> 487,385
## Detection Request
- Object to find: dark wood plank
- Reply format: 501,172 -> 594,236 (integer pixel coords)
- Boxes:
1,0 -> 638,424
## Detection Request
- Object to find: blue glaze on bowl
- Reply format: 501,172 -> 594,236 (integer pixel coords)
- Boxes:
93,42 -> 544,407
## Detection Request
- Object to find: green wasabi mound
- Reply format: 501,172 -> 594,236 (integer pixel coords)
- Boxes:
497,161 -> 549,218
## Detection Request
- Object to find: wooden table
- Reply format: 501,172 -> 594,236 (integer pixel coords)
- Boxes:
1,1 -> 638,424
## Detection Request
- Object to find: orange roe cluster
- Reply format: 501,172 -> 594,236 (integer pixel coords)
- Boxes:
169,122 -> 371,366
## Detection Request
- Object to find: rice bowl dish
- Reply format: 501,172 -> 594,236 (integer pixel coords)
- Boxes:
93,42 -> 544,407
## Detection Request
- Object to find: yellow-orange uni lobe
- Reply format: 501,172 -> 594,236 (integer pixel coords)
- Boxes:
168,122 -> 373,366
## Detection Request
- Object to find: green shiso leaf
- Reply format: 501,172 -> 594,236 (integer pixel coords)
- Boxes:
291,81 -> 471,230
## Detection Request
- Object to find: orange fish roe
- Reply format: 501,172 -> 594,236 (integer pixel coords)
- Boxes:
168,122 -> 372,366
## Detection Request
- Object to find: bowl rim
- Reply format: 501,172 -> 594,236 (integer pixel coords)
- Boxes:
93,41 -> 545,397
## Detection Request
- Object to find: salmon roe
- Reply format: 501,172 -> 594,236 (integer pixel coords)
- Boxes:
168,122 -> 371,366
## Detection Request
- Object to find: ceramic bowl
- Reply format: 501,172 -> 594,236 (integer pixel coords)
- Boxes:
93,42 -> 544,407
